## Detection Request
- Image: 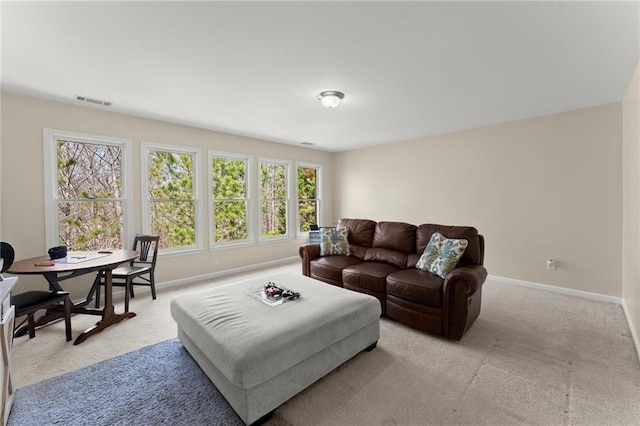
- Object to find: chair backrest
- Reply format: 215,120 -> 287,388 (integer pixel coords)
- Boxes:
0,242 -> 15,274
131,235 -> 160,269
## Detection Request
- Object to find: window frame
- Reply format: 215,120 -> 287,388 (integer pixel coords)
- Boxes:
295,161 -> 322,238
43,128 -> 134,250
258,157 -> 292,242
208,150 -> 253,249
141,141 -> 202,254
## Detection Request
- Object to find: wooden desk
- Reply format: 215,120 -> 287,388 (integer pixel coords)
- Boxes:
8,250 -> 138,345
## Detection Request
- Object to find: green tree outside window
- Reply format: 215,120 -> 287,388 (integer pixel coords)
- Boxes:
261,162 -> 287,237
212,156 -> 248,243
147,150 -> 196,249
297,166 -> 318,232
57,140 -> 123,250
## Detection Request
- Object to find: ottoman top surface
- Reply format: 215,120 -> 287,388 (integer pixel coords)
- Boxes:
171,271 -> 380,388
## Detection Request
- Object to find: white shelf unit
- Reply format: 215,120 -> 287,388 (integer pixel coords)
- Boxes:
0,276 -> 17,426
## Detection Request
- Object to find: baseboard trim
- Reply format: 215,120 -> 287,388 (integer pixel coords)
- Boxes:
488,275 -> 622,305
110,256 -> 300,300
621,298 -> 640,363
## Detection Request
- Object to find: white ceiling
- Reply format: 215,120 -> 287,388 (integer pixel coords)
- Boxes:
2,1 -> 639,152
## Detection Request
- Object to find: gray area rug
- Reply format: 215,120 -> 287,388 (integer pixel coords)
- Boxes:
8,338 -> 243,426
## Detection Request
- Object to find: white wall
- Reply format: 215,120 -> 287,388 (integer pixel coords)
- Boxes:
623,60 -> 640,355
333,104 -> 623,297
0,93 -> 333,297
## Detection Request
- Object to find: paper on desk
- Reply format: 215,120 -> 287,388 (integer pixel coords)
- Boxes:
53,251 -> 110,264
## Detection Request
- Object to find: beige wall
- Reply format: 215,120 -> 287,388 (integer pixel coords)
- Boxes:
334,104 -> 623,296
0,93 -> 333,296
623,60 -> 640,351
0,91 -> 629,302
0,95 -> 2,242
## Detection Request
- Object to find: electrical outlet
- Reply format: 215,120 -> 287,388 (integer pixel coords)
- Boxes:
546,258 -> 556,271
212,258 -> 219,266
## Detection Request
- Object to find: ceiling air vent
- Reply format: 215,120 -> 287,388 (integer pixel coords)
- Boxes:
74,95 -> 113,107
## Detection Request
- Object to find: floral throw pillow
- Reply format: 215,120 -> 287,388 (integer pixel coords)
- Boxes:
415,232 -> 444,271
319,227 -> 351,256
429,237 -> 468,279
416,232 -> 468,279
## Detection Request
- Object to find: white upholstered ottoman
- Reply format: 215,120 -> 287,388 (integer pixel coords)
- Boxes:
170,271 -> 381,425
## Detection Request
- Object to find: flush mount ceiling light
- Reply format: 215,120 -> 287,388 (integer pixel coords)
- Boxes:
317,91 -> 345,108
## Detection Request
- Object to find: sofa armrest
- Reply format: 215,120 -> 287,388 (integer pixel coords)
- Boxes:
444,265 -> 487,298
442,264 -> 488,340
299,244 -> 321,276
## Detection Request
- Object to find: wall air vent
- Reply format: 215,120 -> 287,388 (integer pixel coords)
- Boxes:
74,95 -> 113,107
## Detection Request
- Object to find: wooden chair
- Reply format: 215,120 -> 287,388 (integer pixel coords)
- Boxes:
12,291 -> 72,341
93,235 -> 160,313
1,241 -> 72,342
0,242 -> 14,281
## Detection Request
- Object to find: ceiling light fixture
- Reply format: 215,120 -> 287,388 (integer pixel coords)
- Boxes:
317,91 -> 344,108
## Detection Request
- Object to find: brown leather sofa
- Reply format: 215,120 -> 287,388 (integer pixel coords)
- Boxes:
299,218 -> 487,340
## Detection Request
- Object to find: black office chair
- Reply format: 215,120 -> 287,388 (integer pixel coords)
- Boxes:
93,235 -> 160,313
1,242 -> 72,342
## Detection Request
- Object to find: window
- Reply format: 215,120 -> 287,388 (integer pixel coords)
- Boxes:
44,129 -> 133,250
260,158 -> 290,239
209,152 -> 251,247
142,143 -> 199,251
297,163 -> 321,233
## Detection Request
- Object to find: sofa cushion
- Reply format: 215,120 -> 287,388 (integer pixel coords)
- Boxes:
337,218 -> 376,247
372,221 -> 416,254
343,262 -> 399,293
338,218 -> 377,260
406,253 -> 421,268
416,224 -> 480,266
311,256 -> 363,284
320,227 -> 350,256
386,269 -> 444,308
430,236 -> 468,278
364,247 -> 407,269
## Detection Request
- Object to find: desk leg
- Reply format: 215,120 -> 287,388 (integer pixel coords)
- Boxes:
73,268 -> 135,345
43,272 -> 64,292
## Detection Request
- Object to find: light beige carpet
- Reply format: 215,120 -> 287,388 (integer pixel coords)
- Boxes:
11,261 -> 640,425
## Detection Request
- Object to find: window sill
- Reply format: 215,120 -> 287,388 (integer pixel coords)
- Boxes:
158,247 -> 203,258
